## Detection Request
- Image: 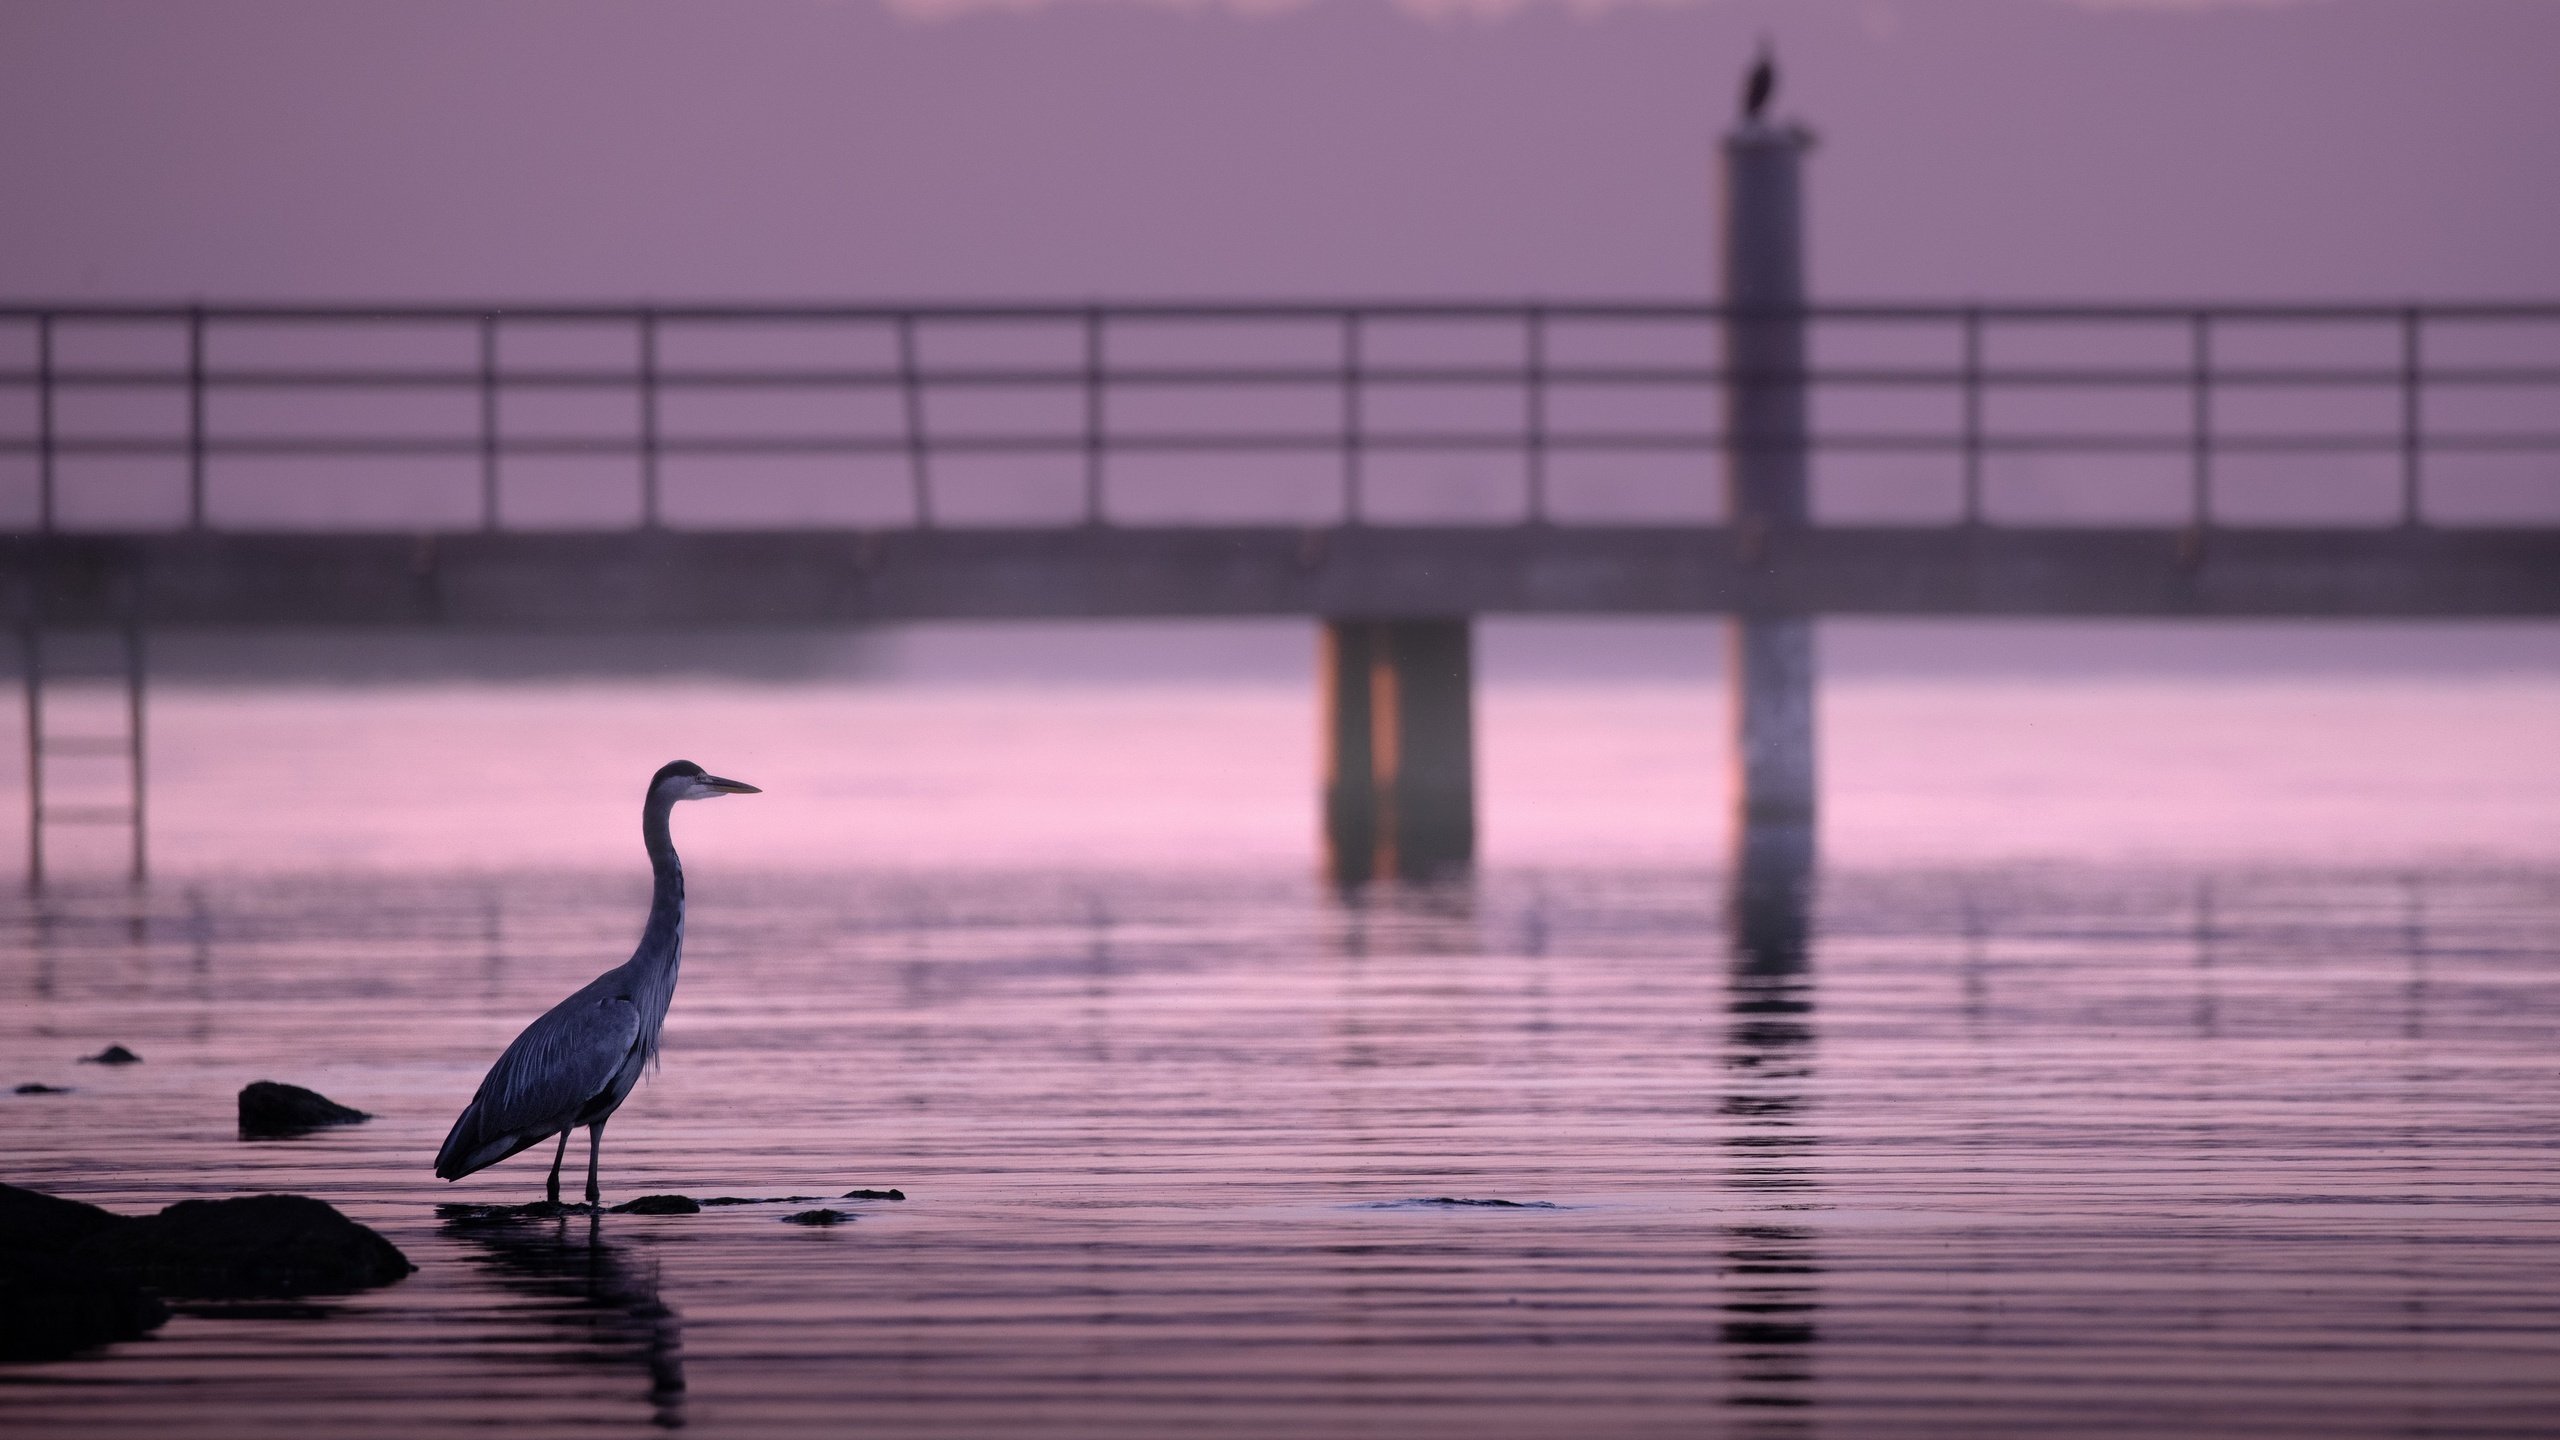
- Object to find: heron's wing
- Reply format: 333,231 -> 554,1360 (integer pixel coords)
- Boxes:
480,991 -> 644,1127
436,991 -> 643,1178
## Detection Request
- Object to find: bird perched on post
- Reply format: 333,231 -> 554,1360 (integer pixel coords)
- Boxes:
435,760 -> 760,1207
1741,41 -> 1777,124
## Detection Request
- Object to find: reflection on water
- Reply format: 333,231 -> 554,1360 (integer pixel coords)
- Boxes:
1723,819 -> 1820,1424
449,1214 -> 686,1430
4,863 -> 2560,1438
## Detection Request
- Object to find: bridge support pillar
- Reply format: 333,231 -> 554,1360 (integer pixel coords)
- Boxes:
1322,618 -> 1474,884
1723,101 -> 1819,911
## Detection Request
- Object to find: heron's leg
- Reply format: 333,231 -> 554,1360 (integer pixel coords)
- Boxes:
546,1129 -> 571,1205
585,1121 -> 606,1208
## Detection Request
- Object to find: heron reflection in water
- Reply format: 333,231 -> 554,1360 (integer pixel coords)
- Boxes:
436,761 -> 760,1206
449,1212 -> 687,1430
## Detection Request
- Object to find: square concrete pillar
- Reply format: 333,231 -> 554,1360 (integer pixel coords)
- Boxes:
1322,618 -> 1475,884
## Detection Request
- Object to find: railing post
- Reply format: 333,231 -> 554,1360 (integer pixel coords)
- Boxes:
1960,307 -> 1984,526
35,313 -> 54,534
1340,310 -> 1363,525
479,312 -> 501,531
1524,305 -> 1548,524
2400,306 -> 2423,529
1083,306 -> 1106,526
896,312 -> 933,528
2188,310 -> 2212,534
186,306 -> 207,530
638,309 -> 661,528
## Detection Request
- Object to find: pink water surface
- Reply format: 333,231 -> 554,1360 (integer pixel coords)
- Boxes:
8,668 -> 2552,879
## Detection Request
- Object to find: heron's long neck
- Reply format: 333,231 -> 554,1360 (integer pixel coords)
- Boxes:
636,795 -> 686,989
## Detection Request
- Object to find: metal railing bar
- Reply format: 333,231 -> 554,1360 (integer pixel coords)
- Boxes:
14,428 -> 2536,460
8,299 -> 2560,323
12,361 -> 2557,391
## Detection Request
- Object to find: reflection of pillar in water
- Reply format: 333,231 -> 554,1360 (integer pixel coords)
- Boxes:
1322,618 -> 1475,884
1721,778 -> 1820,1425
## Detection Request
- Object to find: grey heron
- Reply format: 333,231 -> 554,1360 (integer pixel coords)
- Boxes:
435,760 -> 760,1206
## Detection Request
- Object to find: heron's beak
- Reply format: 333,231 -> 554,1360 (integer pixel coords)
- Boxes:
702,775 -> 761,795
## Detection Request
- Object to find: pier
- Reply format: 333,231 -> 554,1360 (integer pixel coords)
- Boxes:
8,132 -> 2559,883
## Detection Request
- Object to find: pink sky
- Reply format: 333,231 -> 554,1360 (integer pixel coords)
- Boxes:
2,0 -> 2555,304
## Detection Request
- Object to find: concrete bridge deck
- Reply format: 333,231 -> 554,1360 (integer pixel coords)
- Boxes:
11,524 -> 2559,627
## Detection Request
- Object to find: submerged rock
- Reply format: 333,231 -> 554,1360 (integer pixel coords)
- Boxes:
237,1081 -> 371,1138
610,1195 -> 701,1216
698,1195 -> 826,1207
12,1083 -> 70,1096
839,1188 -> 906,1201
79,1045 -> 142,1066
781,1209 -> 853,1227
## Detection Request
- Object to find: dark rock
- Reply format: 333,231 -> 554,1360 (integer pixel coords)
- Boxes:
609,1195 -> 701,1216
781,1209 -> 853,1226
237,1081 -> 370,1138
82,1195 -> 414,1299
839,1188 -> 906,1201
0,1249 -> 168,1363
12,1083 -> 70,1096
1416,1197 -> 1559,1209
1,1183 -> 127,1252
0,1185 -> 150,1360
698,1195 -> 824,1207
2,1184 -> 407,1360
79,1045 -> 142,1066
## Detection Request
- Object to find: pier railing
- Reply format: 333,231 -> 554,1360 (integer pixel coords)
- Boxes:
3,301 -> 2556,533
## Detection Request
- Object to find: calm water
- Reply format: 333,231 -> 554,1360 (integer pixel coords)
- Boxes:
7,864 -> 2559,1437
4,655 -> 2560,1436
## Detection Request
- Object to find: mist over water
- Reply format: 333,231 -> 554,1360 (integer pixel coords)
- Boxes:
8,617 -> 2555,879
